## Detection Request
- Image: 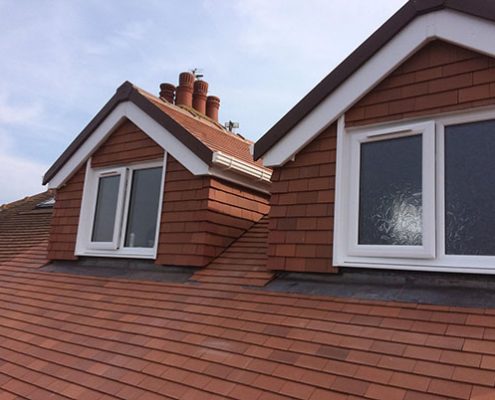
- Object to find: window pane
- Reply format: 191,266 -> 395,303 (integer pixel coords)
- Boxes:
445,120 -> 495,255
124,167 -> 162,248
359,135 -> 423,246
92,174 -> 121,242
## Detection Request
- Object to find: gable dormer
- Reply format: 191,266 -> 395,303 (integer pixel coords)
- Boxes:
44,73 -> 271,267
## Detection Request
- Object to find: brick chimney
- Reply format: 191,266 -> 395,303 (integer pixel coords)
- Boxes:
175,72 -> 194,107
159,83 -> 175,103
206,96 -> 220,122
192,80 -> 208,114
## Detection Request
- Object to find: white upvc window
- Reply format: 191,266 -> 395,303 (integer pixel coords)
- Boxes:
335,108 -> 495,274
347,121 -> 436,259
76,155 -> 166,259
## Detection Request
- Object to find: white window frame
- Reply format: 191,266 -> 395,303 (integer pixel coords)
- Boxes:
87,167 -> 127,250
347,121 -> 436,259
335,107 -> 495,274
76,154 -> 167,259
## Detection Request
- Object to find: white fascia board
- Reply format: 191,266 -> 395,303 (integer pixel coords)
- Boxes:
47,101 -> 210,188
212,151 -> 272,183
262,10 -> 495,167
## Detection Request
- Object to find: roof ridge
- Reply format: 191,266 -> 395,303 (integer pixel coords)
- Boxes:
135,85 -> 255,145
0,191 -> 52,211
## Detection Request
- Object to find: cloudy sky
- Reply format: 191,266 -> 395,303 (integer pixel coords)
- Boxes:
0,0 -> 407,204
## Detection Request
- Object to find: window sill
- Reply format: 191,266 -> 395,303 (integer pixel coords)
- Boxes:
75,249 -> 156,260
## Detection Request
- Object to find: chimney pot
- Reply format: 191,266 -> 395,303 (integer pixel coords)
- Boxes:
206,95 -> 220,122
175,72 -> 195,107
159,83 -> 175,103
192,80 -> 209,114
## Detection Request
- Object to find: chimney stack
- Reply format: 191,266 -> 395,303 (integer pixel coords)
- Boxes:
192,80 -> 209,114
206,96 -> 220,122
159,83 -> 175,103
175,72 -> 195,107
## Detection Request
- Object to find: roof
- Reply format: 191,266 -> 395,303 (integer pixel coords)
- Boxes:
254,0 -> 495,160
0,191 -> 53,262
1,193 -> 495,399
43,82 -> 268,186
2,241 -> 495,399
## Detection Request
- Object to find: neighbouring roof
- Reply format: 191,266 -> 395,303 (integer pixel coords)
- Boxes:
43,81 -> 269,185
254,0 -> 495,160
0,191 -> 53,262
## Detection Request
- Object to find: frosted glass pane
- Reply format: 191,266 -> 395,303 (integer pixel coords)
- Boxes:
124,167 -> 162,248
92,175 -> 120,242
359,135 -> 422,246
445,120 -> 495,255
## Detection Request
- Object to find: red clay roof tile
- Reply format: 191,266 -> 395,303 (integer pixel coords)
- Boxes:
2,196 -> 495,399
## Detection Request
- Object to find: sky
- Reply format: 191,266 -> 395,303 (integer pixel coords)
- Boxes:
0,0 -> 408,205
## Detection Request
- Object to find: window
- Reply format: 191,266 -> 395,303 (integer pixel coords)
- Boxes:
76,157 -> 165,259
335,109 -> 495,273
347,121 -> 435,259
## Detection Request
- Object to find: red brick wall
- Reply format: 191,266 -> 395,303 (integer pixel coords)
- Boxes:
347,40 -> 495,127
156,155 -> 270,267
267,123 -> 337,273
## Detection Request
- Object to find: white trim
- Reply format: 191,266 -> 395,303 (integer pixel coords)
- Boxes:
75,156 -> 166,259
335,107 -> 495,274
261,10 -> 495,167
47,102 -> 271,192
212,152 -> 272,183
87,167 -> 127,250
48,102 -> 209,189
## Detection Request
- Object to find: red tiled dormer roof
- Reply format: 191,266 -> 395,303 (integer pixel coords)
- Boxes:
139,88 -> 268,170
43,81 -> 269,185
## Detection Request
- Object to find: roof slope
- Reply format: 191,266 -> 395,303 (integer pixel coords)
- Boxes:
2,246 -> 495,399
2,192 -> 495,398
43,82 -> 267,185
254,0 -> 495,160
0,191 -> 53,262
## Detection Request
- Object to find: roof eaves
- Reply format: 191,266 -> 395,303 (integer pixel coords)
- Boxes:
42,82 -> 214,185
253,0 -> 495,161
42,81 -> 134,185
252,2 -> 418,160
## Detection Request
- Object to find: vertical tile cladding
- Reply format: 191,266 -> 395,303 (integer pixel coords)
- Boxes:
346,40 -> 495,127
156,155 -> 270,267
48,119 -> 164,261
47,165 -> 85,261
91,119 -> 164,168
267,123 -> 338,273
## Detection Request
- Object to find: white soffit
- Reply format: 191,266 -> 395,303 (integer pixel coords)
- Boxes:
261,10 -> 495,167
47,102 -> 210,188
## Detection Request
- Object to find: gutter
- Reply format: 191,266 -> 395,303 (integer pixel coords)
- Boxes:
211,151 -> 272,183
